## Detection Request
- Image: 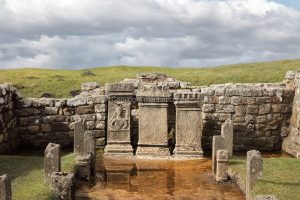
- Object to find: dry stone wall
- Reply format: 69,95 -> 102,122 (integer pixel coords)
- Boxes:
17,83 -> 108,149
0,71 -> 297,154
283,71 -> 300,158
201,83 -> 293,151
0,83 -> 19,153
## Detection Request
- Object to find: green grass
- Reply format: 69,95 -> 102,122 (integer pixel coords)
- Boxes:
0,152 -> 75,200
229,156 -> 300,200
1,59 -> 300,98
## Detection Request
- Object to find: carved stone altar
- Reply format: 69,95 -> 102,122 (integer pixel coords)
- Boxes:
104,83 -> 134,156
173,92 -> 204,157
136,85 -> 172,156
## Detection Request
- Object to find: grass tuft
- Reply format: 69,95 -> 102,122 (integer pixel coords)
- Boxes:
0,152 -> 75,200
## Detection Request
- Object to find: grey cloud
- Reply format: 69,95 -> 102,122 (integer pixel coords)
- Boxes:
0,0 -> 300,69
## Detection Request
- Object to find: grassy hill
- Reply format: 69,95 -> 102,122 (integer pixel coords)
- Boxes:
0,59 -> 300,98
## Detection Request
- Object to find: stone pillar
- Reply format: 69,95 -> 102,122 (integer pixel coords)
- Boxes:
75,154 -> 92,181
221,118 -> 234,157
0,174 -> 12,200
216,149 -> 229,182
44,143 -> 61,182
246,150 -> 263,200
50,172 -> 75,200
255,195 -> 278,200
74,121 -> 84,155
136,85 -> 172,156
104,83 -> 134,156
173,91 -> 204,157
212,135 -> 225,176
84,131 -> 95,156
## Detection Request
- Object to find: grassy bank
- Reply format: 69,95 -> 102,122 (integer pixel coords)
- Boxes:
229,156 -> 300,200
0,152 -> 75,200
0,59 -> 300,98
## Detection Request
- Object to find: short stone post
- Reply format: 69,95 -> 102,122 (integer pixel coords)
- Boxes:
246,150 -> 263,200
44,143 -> 61,182
84,131 -> 95,156
212,135 -> 225,176
216,149 -> 229,182
0,174 -> 12,200
221,118 -> 234,157
104,83 -> 135,156
75,154 -> 92,181
50,172 -> 75,200
74,121 -> 84,155
136,85 -> 171,156
255,195 -> 278,200
173,91 -> 204,157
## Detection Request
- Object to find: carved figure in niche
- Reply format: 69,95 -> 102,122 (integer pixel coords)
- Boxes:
109,104 -> 129,130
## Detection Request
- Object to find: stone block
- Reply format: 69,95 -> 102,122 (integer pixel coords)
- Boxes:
44,143 -> 61,182
216,150 -> 229,182
74,122 -> 84,155
50,172 -> 75,200
75,105 -> 94,114
221,119 -> 234,157
84,131 -> 95,155
95,104 -> 107,113
258,104 -> 271,115
41,124 -> 52,133
81,82 -> 99,91
19,117 -> 28,126
95,120 -> 105,130
42,115 -> 66,123
246,150 -> 263,200
202,104 -> 215,112
87,95 -> 107,104
75,154 -> 92,181
212,135 -> 225,175
51,122 -> 70,132
45,107 -> 59,115
67,96 -> 87,107
0,174 -> 12,200
32,98 -> 54,107
28,116 -> 40,125
246,105 -> 258,115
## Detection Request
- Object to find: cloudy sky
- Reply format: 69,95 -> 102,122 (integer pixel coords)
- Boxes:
0,0 -> 300,69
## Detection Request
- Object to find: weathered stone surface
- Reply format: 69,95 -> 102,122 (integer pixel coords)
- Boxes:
81,82 -> 99,91
136,103 -> 170,156
67,96 -> 87,107
216,149 -> 229,182
221,119 -> 234,157
84,131 -> 95,155
50,172 -> 75,200
44,143 -> 61,182
105,83 -> 134,156
212,135 -> 225,176
74,122 -> 84,155
246,150 -> 263,200
32,98 -> 54,107
0,174 -> 12,200
173,91 -> 204,157
75,154 -> 92,181
255,195 -> 278,200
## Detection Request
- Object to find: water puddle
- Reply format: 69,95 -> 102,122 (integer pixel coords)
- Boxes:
76,152 -> 245,200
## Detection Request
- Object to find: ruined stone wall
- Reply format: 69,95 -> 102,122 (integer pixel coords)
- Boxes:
200,83 -> 293,151
0,84 -> 20,153
17,83 -> 108,149
283,71 -> 300,158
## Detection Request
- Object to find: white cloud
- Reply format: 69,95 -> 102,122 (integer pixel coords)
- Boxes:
0,0 -> 300,69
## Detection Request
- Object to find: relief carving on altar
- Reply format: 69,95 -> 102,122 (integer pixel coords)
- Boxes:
109,103 -> 129,131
